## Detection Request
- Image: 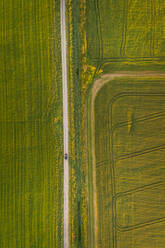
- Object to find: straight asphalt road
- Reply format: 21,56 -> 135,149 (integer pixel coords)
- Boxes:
60,0 -> 69,247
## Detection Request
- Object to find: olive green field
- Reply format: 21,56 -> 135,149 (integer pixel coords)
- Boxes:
1,0 -> 165,247
0,0 -> 63,247
87,74 -> 165,247
67,0 -> 165,247
85,0 -> 165,248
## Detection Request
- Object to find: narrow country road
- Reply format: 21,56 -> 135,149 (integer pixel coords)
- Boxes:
60,0 -> 69,247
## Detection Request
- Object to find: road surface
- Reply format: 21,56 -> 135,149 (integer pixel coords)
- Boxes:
60,0 -> 69,247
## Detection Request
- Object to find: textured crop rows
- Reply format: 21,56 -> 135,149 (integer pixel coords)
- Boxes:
91,76 -> 165,248
84,0 -> 165,247
0,0 -> 63,247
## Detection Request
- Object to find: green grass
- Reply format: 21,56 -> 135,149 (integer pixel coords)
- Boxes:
0,0 -> 63,247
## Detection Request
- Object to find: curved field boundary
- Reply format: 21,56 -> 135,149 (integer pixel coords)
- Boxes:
86,71 -> 165,248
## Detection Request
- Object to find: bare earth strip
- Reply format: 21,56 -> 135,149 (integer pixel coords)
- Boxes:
90,71 -> 165,248
60,0 -> 69,248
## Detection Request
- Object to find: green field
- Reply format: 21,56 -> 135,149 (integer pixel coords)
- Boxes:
0,0 -> 63,247
87,0 -> 165,61
85,0 -> 165,247
87,74 -> 165,247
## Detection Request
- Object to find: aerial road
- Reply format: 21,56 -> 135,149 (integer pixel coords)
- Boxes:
60,0 -> 69,247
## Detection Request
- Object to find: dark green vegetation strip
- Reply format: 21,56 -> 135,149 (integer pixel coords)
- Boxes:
67,1 -> 84,247
67,0 -> 88,247
0,0 -> 63,247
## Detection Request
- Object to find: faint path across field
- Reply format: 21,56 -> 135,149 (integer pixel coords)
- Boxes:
60,0 -> 69,247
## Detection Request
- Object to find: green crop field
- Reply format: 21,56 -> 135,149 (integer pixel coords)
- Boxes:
84,0 -> 165,248
86,0 -> 165,63
0,0 -> 63,247
87,74 -> 165,247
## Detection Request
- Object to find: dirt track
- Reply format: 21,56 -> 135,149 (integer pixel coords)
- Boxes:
60,0 -> 69,247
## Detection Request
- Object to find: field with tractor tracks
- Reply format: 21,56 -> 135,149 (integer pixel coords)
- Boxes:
85,0 -> 165,247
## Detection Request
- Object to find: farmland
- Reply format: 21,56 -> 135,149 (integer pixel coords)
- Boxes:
85,0 -> 165,247
66,0 -> 165,247
87,73 -> 165,247
67,0 -> 165,247
86,0 -> 165,65
0,0 -> 63,247
1,0 -> 165,247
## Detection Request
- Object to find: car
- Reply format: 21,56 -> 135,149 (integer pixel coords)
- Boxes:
64,153 -> 68,160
